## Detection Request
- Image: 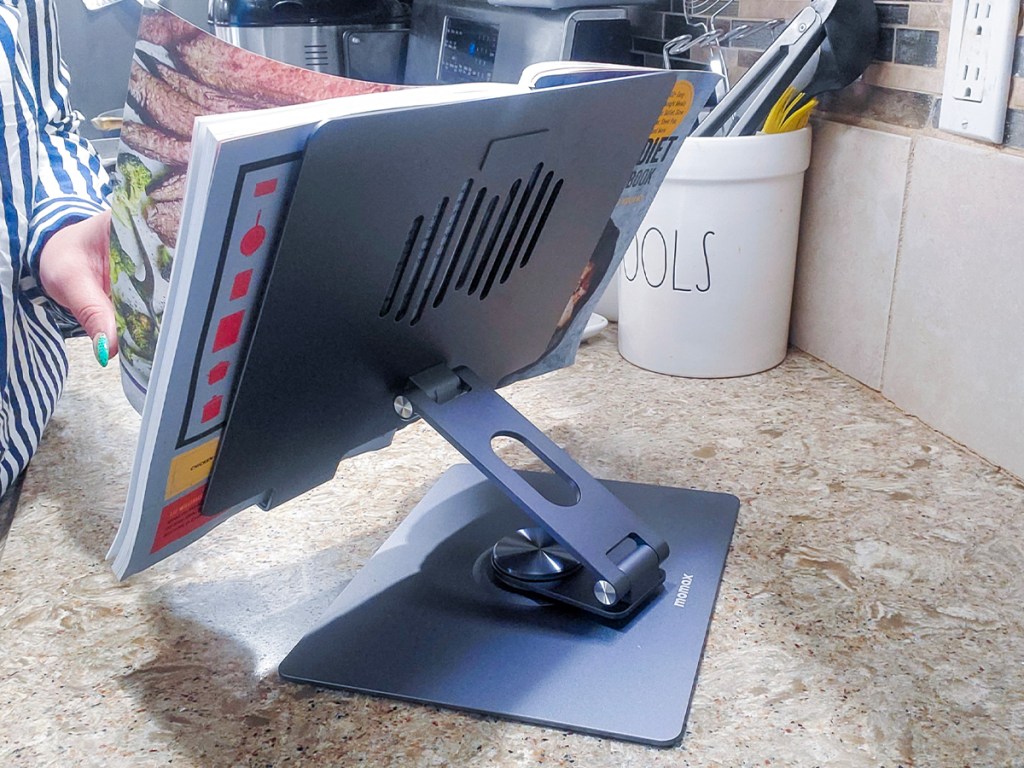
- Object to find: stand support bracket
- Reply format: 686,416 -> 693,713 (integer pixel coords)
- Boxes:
404,364 -> 668,618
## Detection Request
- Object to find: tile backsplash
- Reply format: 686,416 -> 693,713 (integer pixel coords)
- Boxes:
629,3 -> 1024,479
629,0 -> 1024,147
787,60 -> 1024,481
891,27 -> 939,67
789,122 -> 909,391
882,137 -> 1024,482
793,124 -> 1024,480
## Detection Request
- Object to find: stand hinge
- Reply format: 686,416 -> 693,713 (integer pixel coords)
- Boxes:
402,364 -> 669,619
410,364 -> 466,405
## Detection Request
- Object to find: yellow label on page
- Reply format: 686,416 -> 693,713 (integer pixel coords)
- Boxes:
649,81 -> 695,139
165,437 -> 220,500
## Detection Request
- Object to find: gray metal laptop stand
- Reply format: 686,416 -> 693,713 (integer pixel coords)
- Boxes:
279,374 -> 739,745
202,73 -> 739,746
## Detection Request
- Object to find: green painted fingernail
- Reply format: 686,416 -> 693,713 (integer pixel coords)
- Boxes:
94,333 -> 109,367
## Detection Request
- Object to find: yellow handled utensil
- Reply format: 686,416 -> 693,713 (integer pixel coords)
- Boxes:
762,87 -> 818,133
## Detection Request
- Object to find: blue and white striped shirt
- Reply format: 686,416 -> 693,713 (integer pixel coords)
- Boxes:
0,0 -> 109,495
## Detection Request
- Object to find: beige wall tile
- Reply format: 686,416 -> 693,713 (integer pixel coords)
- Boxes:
864,62 -> 946,96
1010,77 -> 1024,110
883,136 -> 1024,479
791,122 -> 910,389
722,0 -> 806,21
908,3 -> 950,31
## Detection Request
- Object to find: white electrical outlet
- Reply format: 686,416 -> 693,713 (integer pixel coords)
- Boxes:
939,0 -> 1020,143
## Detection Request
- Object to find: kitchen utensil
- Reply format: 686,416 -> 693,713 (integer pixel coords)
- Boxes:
662,34 -> 693,69
762,87 -> 818,133
725,18 -> 784,45
801,0 -> 877,96
691,0 -> 877,137
718,24 -> 750,44
90,108 -> 124,132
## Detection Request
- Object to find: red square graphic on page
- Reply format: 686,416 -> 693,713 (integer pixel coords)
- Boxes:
212,310 -> 244,352
208,361 -> 229,385
230,269 -> 253,300
202,395 -> 223,423
255,178 -> 278,197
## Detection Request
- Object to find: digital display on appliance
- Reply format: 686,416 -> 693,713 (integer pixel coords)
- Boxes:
438,16 -> 498,83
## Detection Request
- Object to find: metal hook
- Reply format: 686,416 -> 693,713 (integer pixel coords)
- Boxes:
718,24 -> 750,45
662,33 -> 693,68
667,30 -> 720,57
727,18 -> 785,45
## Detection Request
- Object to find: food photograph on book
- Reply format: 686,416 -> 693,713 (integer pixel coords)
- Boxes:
110,3 -> 395,411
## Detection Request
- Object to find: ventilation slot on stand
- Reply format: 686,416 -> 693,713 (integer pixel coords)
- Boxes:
380,166 -> 563,325
433,182 -> 485,309
380,216 -> 425,318
410,180 -> 474,325
489,163 -> 544,295
520,175 -> 563,269
455,193 -> 500,292
468,178 -> 522,296
392,199 -> 450,322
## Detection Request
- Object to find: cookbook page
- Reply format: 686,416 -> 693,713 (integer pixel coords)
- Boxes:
109,1 -> 399,412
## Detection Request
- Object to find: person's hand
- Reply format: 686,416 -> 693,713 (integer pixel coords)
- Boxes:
38,210 -> 118,365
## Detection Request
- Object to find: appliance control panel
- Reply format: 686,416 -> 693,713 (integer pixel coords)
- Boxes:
438,16 -> 499,82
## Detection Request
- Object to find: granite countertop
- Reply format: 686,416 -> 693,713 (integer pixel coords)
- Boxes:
2,330 -> 1022,766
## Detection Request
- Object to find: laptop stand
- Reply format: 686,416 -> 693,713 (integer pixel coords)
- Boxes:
202,72 -> 739,746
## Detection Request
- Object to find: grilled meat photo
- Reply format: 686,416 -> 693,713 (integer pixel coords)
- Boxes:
120,121 -> 190,167
145,199 -> 182,249
128,64 -> 206,139
174,34 -> 394,105
150,58 -> 263,115
147,171 -> 186,204
138,10 -> 202,49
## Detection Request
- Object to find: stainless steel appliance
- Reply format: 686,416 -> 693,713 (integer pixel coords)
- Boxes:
208,0 -> 410,83
404,0 -> 636,85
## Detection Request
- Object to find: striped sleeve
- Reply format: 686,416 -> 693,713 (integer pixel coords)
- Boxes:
21,0 -> 109,317
0,299 -> 69,494
0,0 -> 107,494
0,1 -> 38,395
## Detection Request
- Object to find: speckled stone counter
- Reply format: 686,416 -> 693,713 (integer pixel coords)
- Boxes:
2,330 -> 1022,767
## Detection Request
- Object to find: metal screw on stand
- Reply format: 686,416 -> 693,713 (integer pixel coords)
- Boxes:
394,396 -> 415,420
594,579 -> 618,606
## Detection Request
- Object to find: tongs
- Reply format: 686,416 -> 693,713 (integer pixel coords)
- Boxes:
692,0 -> 877,137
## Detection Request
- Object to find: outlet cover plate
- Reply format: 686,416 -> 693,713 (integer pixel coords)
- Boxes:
939,0 -> 1020,143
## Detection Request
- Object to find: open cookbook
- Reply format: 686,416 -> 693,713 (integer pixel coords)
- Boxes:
105,1 -> 719,578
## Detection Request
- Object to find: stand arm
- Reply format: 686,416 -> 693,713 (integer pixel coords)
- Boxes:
402,365 -> 668,619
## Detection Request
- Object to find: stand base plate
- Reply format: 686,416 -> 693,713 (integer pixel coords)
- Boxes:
279,464 -> 739,746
